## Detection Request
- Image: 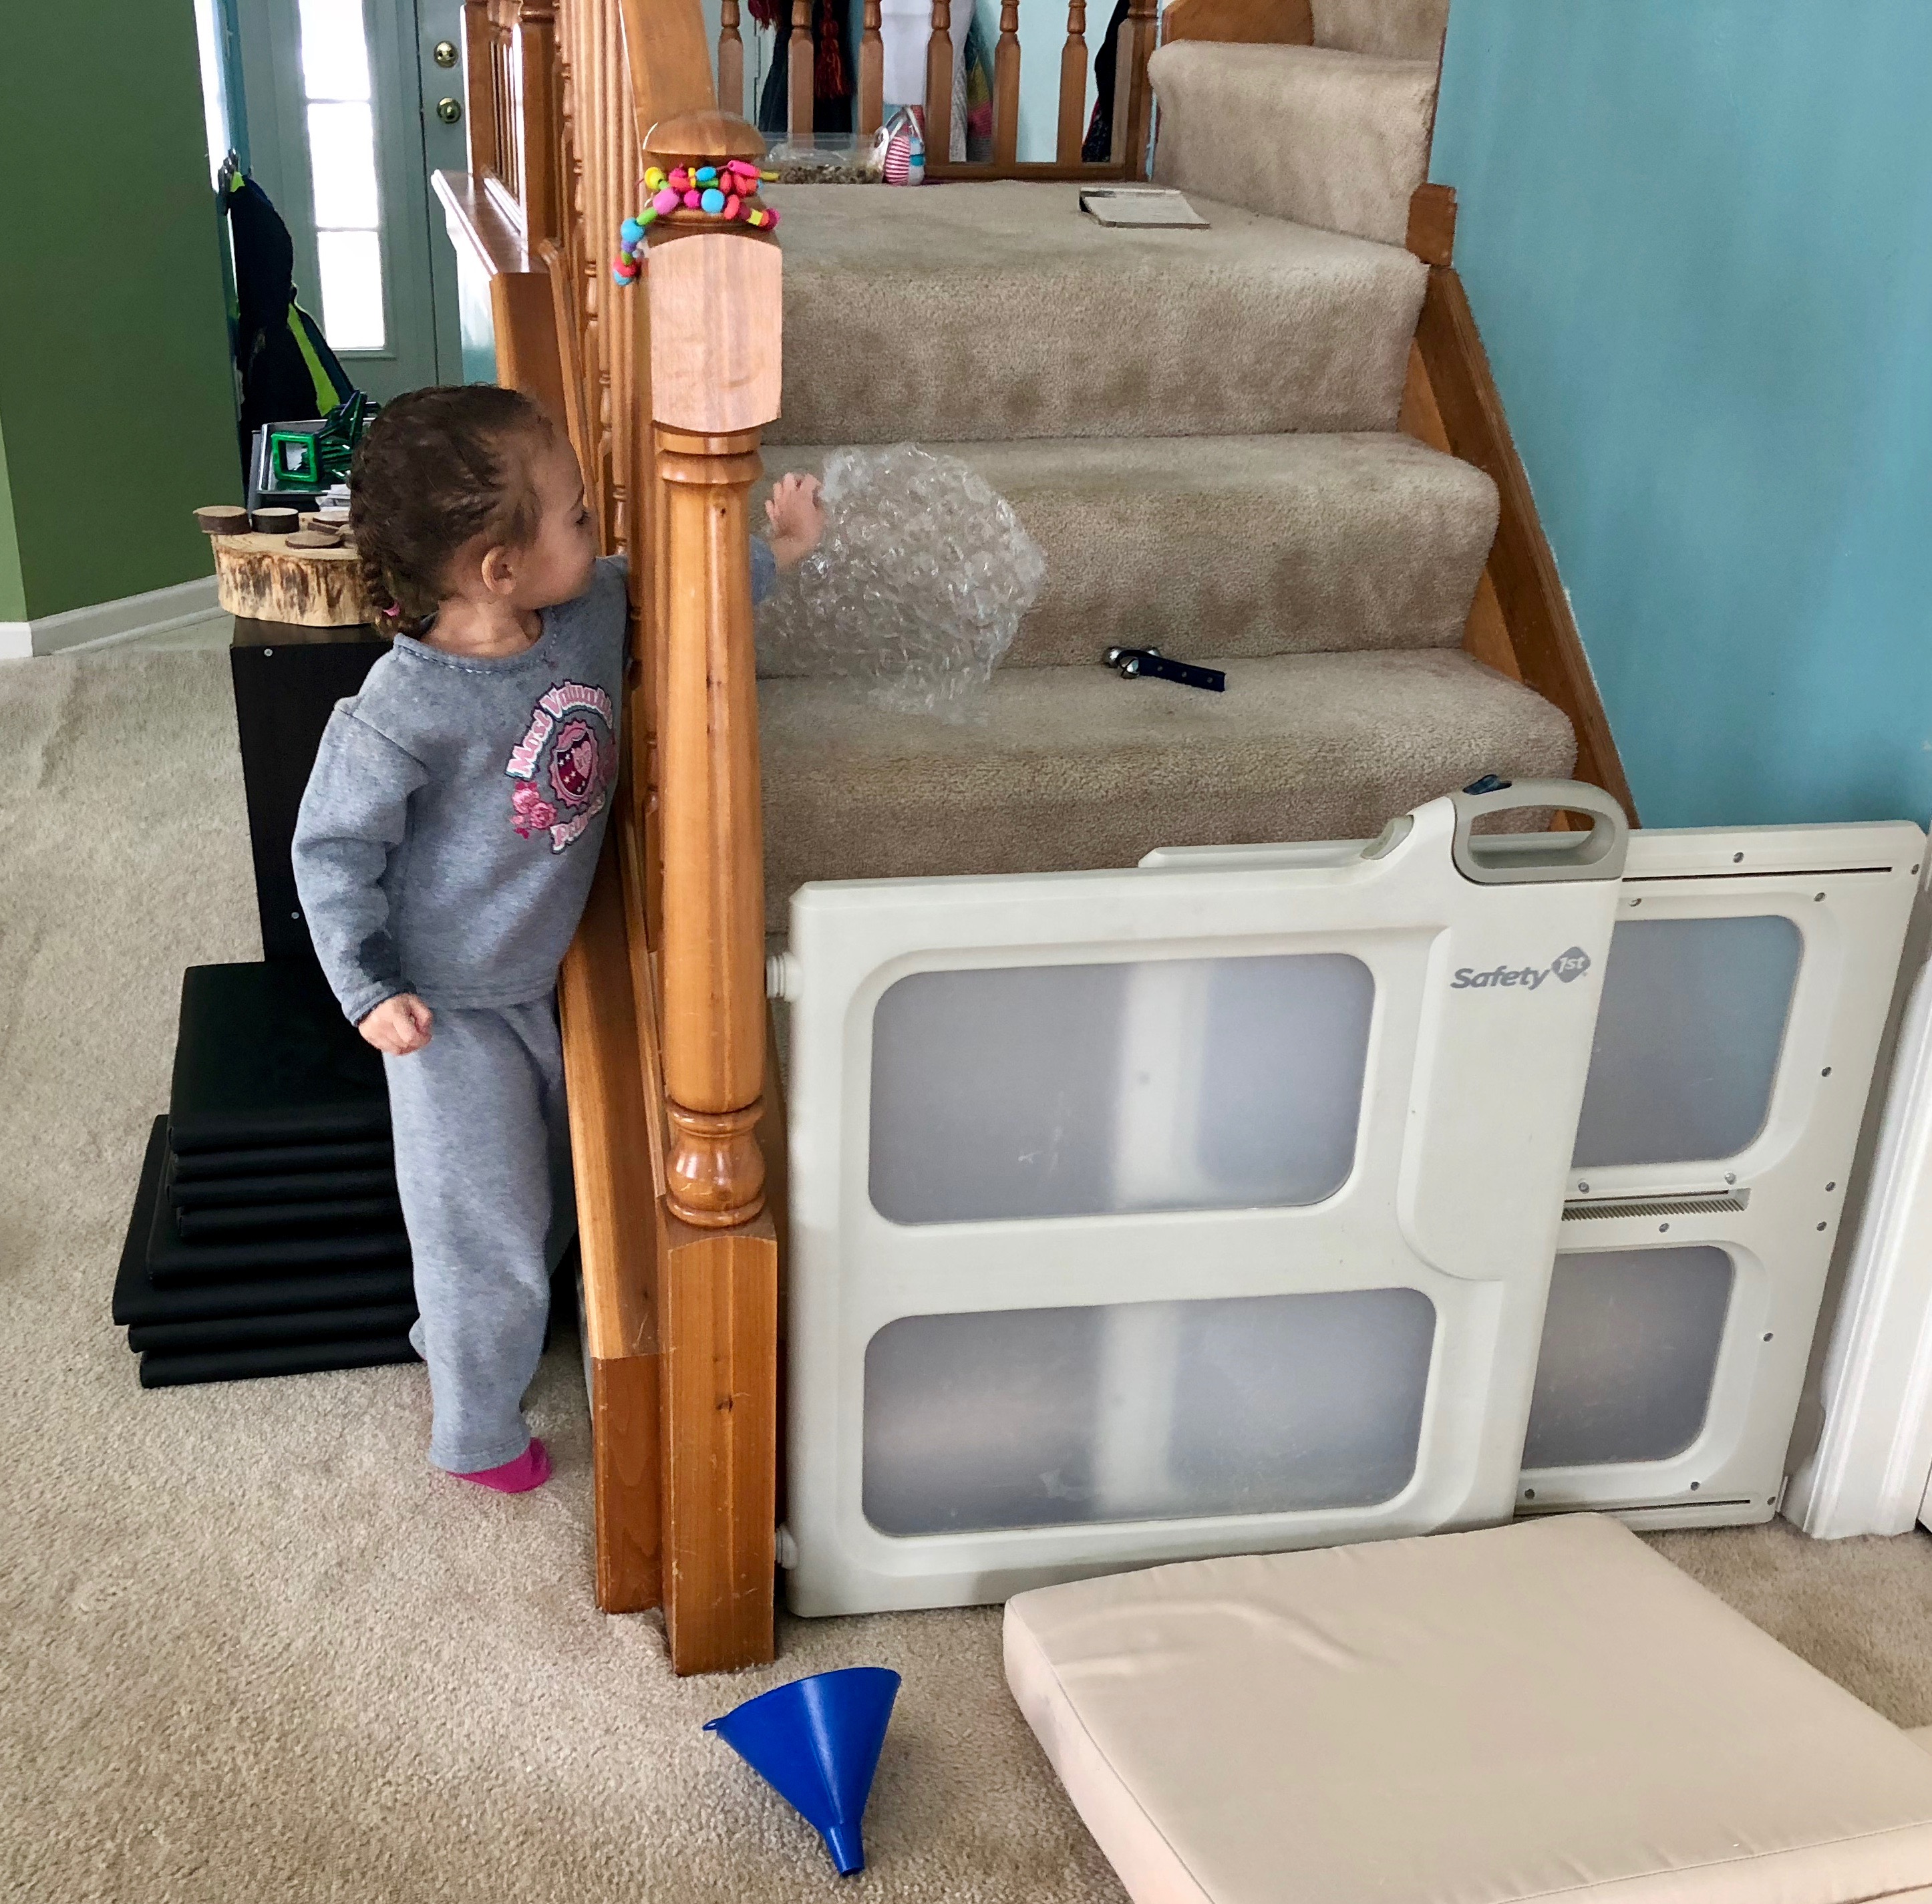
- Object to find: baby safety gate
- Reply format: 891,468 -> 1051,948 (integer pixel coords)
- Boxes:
778,786 -> 1922,1615
779,781 -> 1629,1615
1148,820 -> 1924,1531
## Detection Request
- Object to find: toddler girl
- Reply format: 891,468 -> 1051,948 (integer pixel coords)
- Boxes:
293,385 -> 821,1492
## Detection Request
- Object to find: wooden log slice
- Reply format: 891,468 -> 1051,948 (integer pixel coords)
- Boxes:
251,507 -> 301,535
194,504 -> 252,536
287,528 -> 343,549
212,534 -> 374,627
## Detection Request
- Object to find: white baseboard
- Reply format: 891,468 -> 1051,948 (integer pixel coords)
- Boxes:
0,575 -> 222,659
1789,934 -> 1932,1539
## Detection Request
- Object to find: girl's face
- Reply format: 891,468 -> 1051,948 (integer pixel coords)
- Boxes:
508,436 -> 600,610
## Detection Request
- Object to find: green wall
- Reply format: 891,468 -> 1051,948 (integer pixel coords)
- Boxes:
0,421 -> 23,625
0,0 -> 239,623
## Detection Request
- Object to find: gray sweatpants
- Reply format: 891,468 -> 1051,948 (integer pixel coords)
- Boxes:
384,996 -> 573,1473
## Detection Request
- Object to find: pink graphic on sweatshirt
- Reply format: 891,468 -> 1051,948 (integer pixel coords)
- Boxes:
506,680 -> 616,851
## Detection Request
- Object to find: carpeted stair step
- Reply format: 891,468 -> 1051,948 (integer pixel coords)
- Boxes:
1313,0 -> 1449,59
764,433 -> 1498,665
1150,41 -> 1438,246
760,649 -> 1574,916
766,182 -> 1425,445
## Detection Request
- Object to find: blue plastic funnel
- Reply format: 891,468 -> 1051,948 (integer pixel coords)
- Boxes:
705,1665 -> 902,1875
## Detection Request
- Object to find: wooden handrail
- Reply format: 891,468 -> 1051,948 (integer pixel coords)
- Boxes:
1160,0 -> 1312,43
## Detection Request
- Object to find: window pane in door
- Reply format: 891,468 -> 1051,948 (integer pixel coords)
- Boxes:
298,0 -> 372,100
316,230 -> 386,349
307,102 -> 381,228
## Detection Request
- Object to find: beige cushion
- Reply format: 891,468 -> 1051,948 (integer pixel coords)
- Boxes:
1005,1515 -> 1932,1904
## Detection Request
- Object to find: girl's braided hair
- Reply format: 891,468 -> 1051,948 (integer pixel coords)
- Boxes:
349,385 -> 556,637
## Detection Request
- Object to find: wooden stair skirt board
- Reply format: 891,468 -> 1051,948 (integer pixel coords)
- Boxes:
1401,183 -> 1635,822
560,810 -> 780,1674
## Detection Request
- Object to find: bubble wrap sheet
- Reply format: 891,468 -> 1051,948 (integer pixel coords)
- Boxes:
756,445 -> 1046,718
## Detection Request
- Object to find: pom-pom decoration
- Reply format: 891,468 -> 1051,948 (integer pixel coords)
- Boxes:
613,156 -> 782,276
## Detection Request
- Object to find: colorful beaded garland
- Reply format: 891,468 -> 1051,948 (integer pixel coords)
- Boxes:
614,160 -> 781,279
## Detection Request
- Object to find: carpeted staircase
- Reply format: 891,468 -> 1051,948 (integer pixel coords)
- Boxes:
757,0 -> 1575,917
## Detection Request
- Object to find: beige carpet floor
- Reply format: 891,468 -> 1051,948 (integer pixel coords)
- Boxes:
8,647 -> 1932,1901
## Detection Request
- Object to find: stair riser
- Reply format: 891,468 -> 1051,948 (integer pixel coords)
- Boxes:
768,190 -> 1426,446
1150,43 -> 1437,247
760,653 -> 1576,915
762,437 -> 1499,666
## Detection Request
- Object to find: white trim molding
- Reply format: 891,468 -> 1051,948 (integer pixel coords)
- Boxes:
0,575 -> 222,659
1788,943 -> 1932,1538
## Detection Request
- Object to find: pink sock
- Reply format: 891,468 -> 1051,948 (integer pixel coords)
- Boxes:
453,1437 -> 550,1493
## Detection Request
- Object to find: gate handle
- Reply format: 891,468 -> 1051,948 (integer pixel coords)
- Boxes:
1447,777 -> 1629,885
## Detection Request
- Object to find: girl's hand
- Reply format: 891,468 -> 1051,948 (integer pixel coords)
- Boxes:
766,472 -> 826,569
358,993 -> 434,1055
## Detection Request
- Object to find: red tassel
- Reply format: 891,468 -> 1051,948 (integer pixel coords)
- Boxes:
746,0 -> 778,23
814,0 -> 849,98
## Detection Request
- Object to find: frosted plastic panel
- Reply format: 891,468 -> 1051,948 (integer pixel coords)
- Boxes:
863,1288 -> 1435,1534
307,103 -> 381,228
869,954 -> 1374,1224
1523,1247 -> 1732,1469
317,231 -> 385,350
299,0 -> 372,100
1573,916 -> 1802,1169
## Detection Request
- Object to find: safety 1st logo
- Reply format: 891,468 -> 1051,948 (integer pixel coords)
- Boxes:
1450,945 -> 1593,991
505,680 -> 617,854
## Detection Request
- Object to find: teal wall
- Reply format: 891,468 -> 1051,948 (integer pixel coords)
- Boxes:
1432,1 -> 1932,829
0,1 -> 239,623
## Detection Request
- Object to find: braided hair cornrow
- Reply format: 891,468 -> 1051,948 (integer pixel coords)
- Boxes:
348,386 -> 555,637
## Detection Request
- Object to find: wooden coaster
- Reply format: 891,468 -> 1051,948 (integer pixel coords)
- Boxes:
287,528 -> 343,549
251,507 -> 300,535
194,505 -> 251,536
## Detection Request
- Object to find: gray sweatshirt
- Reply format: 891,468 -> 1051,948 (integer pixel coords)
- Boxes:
292,555 -> 631,1024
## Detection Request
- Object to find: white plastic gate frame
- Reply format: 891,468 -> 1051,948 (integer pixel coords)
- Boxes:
780,783 -> 1628,1617
1146,818 -> 1925,1535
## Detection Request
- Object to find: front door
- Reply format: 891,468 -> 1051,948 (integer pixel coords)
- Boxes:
238,0 -> 466,402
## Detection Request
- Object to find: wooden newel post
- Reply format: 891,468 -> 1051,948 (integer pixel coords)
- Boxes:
646,201 -> 780,1231
641,110 -> 783,1676
657,422 -> 769,1227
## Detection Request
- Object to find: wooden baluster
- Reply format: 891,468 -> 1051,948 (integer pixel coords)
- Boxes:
1113,0 -> 1157,174
610,98 -> 639,552
462,0 -> 499,174
717,0 -> 744,115
993,0 -> 1021,168
858,0 -> 883,136
925,0 -> 953,167
788,0 -> 814,136
1056,0 -> 1088,165
517,1 -> 560,243
599,0 -> 623,547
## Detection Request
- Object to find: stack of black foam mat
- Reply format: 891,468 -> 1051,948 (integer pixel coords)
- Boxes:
114,961 -> 418,1388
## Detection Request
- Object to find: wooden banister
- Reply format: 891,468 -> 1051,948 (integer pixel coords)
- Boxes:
859,1 -> 884,136
1056,0 -> 1089,164
993,1 -> 1022,169
925,1 -> 955,170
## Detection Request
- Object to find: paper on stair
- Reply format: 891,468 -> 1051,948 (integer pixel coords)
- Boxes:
1079,187 -> 1209,228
